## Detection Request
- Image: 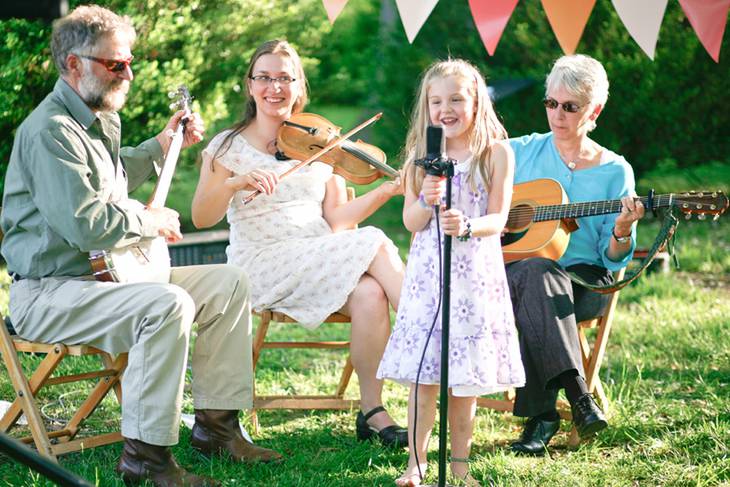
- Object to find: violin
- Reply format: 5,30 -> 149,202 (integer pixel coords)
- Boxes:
276,112 -> 399,185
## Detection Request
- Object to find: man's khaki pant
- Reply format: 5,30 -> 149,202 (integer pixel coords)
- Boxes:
9,264 -> 252,446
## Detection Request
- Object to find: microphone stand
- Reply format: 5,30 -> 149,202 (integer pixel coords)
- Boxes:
426,159 -> 456,487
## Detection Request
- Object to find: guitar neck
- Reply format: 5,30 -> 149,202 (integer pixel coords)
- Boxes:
532,194 -> 674,222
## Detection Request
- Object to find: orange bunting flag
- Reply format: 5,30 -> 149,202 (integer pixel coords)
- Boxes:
322,0 -> 349,25
541,0 -> 596,55
612,0 -> 668,60
468,0 -> 519,56
678,0 -> 730,62
395,0 -> 439,44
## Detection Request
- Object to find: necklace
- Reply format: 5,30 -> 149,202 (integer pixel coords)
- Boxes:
566,160 -> 577,170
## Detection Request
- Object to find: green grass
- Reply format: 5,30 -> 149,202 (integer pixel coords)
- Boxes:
0,163 -> 728,485
0,271 -> 727,486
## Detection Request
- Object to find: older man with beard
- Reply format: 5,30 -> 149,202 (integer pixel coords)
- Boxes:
1,5 -> 280,486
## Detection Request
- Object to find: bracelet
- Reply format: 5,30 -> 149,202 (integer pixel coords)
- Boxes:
417,192 -> 431,209
612,226 -> 631,243
457,218 -> 472,242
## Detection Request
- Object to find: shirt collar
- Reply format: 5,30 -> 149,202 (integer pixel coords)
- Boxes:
53,78 -> 99,131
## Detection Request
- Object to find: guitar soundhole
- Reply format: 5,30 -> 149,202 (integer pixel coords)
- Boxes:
506,204 -> 534,230
502,204 -> 534,247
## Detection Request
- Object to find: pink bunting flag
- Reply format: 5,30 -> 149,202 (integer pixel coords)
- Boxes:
395,0 -> 439,44
679,0 -> 730,62
541,0 -> 597,55
322,0 -> 349,25
612,0 -> 668,60
468,0 -> 519,56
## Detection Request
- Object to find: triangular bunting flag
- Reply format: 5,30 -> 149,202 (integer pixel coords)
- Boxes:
541,0 -> 596,55
612,0 -> 668,60
678,0 -> 730,62
469,0 -> 520,56
395,0 -> 439,44
322,0 -> 349,25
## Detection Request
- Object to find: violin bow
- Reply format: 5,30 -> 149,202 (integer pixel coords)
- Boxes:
243,112 -> 383,205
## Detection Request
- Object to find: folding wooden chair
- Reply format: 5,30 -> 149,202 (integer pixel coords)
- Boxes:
250,188 -> 360,431
0,316 -> 127,459
477,267 -> 626,447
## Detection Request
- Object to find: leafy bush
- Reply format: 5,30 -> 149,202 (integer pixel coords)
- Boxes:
364,1 -> 730,173
2,0 -> 727,210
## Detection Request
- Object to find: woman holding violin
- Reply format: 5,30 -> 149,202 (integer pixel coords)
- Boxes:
191,39 -> 407,448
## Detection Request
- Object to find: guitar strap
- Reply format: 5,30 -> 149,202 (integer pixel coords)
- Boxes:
567,207 -> 681,294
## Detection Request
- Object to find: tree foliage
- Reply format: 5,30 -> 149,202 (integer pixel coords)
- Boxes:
365,1 -> 729,174
1,0 -> 728,199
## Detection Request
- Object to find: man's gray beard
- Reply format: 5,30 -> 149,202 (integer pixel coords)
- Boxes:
78,66 -> 128,112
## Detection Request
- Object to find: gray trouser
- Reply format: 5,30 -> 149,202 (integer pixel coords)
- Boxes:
505,258 -> 613,418
9,264 -> 253,446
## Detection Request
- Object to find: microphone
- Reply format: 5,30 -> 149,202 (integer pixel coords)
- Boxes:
426,125 -> 444,163
416,125 -> 450,176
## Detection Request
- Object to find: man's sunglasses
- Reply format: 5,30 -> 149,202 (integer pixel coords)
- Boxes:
543,97 -> 583,113
78,54 -> 134,73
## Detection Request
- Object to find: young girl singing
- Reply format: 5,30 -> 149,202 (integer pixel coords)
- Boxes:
377,59 -> 525,486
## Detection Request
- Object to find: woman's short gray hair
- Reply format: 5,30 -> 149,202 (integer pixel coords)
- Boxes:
545,54 -> 609,107
51,5 -> 136,75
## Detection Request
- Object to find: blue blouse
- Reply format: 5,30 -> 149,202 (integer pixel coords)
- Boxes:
509,132 -> 636,272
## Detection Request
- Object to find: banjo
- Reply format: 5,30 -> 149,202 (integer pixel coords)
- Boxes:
89,86 -> 192,283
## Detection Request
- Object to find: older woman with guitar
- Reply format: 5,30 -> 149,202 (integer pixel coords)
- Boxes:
504,54 -> 644,456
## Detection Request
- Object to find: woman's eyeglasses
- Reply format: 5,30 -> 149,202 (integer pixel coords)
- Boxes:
543,97 -> 583,113
249,75 -> 296,85
78,54 -> 134,73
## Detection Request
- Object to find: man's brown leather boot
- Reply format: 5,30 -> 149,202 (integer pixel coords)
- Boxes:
191,409 -> 282,463
116,437 -> 219,486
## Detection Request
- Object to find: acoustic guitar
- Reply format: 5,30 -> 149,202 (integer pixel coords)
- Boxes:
89,86 -> 192,283
501,178 -> 728,263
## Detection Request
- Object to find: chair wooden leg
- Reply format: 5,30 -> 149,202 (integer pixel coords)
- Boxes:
0,345 -> 67,432
250,410 -> 260,435
334,356 -> 354,398
252,312 -> 271,371
61,353 -> 127,442
251,312 -> 272,436
0,329 -> 59,460
567,426 -> 581,448
101,352 -> 126,404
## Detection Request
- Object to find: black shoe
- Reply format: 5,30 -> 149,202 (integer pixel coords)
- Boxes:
355,406 -> 408,449
571,393 -> 608,438
509,416 -> 560,456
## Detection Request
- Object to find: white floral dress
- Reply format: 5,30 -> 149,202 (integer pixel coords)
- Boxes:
202,131 -> 390,328
377,160 -> 525,396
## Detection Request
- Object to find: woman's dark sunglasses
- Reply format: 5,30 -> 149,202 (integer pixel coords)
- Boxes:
78,54 -> 134,73
543,97 -> 583,113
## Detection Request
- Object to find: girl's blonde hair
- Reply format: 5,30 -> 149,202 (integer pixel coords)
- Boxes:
403,59 -> 507,194
212,39 -> 308,164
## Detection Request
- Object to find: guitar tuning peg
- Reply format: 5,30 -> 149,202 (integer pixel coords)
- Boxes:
169,102 -> 179,110
685,213 -> 692,220
714,214 -> 720,221
168,91 -> 177,99
697,213 -> 706,221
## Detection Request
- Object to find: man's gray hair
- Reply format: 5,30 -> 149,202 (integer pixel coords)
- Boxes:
51,5 -> 136,75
